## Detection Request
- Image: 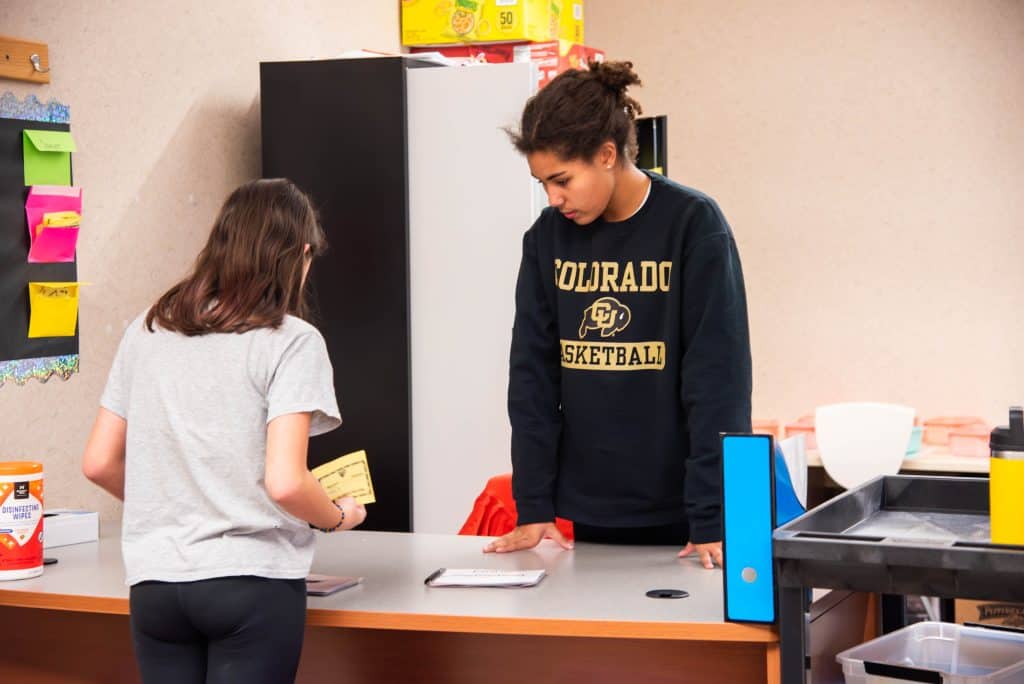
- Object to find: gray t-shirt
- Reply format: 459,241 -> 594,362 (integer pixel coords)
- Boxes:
101,313 -> 341,586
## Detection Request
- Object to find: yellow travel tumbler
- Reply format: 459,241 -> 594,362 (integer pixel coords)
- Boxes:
990,407 -> 1024,545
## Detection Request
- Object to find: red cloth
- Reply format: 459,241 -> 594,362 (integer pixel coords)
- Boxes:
458,473 -> 574,540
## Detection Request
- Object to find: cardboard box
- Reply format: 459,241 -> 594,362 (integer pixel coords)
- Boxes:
558,1 -> 584,43
43,509 -> 99,549
956,599 -> 1024,629
402,0 -> 580,46
412,40 -> 604,90
515,40 -> 602,89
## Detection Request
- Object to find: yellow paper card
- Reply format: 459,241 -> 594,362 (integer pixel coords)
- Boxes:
311,450 -> 376,504
42,211 -> 81,227
27,282 -> 80,338
36,211 -> 81,238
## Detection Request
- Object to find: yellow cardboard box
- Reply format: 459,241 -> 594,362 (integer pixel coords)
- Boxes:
559,1 -> 584,43
402,0 -> 580,46
411,39 -> 603,89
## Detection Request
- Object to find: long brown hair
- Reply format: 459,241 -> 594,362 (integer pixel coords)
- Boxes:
146,178 -> 326,335
510,60 -> 643,162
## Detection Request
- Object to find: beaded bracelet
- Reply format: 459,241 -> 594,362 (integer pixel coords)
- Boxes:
317,503 -> 345,533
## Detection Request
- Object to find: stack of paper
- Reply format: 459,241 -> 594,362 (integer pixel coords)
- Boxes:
305,574 -> 363,596
43,509 -> 99,549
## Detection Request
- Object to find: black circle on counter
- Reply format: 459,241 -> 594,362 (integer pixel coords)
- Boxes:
646,588 -> 689,599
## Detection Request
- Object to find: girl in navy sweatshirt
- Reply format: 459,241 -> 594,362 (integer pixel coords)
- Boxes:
484,61 -> 752,569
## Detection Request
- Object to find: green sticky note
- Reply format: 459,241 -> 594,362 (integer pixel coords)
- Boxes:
24,130 -> 76,186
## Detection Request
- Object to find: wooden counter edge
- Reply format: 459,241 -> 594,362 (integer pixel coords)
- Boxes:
0,590 -> 777,642
305,608 -> 778,642
0,590 -> 130,615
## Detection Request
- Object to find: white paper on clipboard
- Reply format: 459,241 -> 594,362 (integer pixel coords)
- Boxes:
424,568 -> 546,588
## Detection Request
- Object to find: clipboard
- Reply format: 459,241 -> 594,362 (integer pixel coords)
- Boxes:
305,574 -> 363,596
424,568 -> 546,588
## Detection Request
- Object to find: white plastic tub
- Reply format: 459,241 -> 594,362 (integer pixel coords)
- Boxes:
837,621 -> 1024,683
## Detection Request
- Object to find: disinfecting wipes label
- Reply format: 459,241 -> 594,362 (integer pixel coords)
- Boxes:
1,493 -> 43,545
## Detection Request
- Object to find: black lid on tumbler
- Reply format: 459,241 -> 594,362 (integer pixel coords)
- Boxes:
990,406 -> 1024,452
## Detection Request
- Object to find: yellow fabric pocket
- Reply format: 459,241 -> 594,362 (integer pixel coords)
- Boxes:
27,282 -> 80,338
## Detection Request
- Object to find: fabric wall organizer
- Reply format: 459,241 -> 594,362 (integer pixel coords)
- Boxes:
0,92 -> 79,386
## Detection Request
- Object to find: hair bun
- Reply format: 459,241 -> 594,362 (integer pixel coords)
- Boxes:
509,56 -> 645,160
588,60 -> 643,120
589,60 -> 642,96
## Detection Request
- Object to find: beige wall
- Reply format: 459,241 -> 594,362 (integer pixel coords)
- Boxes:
0,1 -> 400,519
1,1 -> 1022,521
587,0 -> 1024,427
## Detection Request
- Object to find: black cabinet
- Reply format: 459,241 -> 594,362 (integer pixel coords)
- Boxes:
260,57 -> 431,532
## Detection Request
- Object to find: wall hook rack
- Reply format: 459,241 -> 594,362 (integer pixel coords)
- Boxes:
0,35 -> 51,84
29,54 -> 50,74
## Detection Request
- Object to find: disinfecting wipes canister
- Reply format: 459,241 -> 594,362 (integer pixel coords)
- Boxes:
0,462 -> 44,580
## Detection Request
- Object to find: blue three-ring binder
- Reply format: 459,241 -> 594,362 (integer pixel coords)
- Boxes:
721,433 -> 778,623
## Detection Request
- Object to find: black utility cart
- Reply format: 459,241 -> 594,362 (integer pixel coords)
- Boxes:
774,475 -> 1024,683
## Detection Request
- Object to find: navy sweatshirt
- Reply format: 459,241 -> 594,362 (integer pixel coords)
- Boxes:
508,172 -> 752,544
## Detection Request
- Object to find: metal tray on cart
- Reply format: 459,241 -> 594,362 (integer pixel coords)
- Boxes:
773,475 -> 1024,601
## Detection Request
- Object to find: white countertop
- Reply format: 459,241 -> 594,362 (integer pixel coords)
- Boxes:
806,445 -> 988,474
0,523 -> 775,642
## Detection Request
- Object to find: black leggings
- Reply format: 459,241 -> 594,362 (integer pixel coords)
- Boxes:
129,576 -> 307,684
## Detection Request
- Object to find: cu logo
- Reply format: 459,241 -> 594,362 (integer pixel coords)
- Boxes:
578,297 -> 631,339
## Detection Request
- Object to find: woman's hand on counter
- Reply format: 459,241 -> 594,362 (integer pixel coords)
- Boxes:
482,522 -> 574,553
678,541 -> 723,569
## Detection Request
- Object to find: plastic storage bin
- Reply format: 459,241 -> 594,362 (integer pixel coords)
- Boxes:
837,621 -> 1024,683
752,418 -> 780,439
784,415 -> 817,449
949,423 -> 992,458
904,425 -> 924,458
923,416 -> 987,446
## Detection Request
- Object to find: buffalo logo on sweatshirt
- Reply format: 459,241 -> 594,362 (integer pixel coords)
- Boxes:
578,297 -> 631,339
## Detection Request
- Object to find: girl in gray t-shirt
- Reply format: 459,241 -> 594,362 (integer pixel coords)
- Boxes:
83,178 -> 366,684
